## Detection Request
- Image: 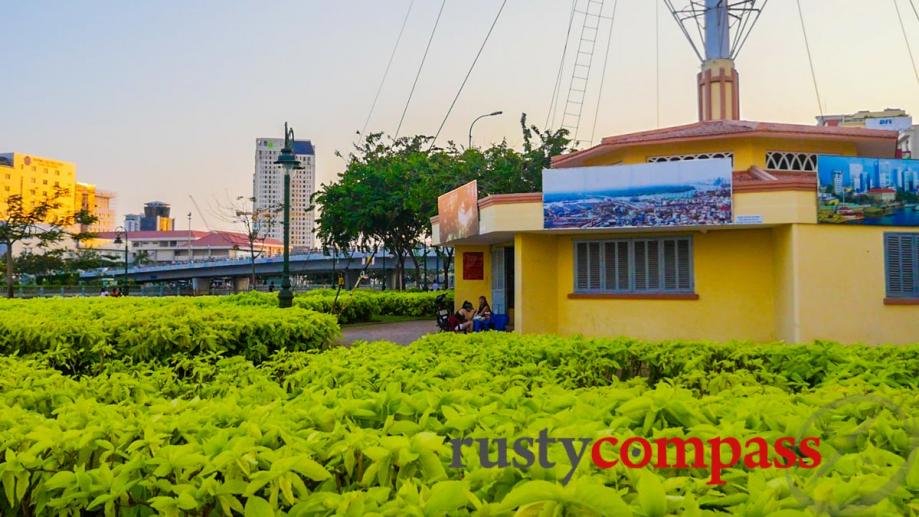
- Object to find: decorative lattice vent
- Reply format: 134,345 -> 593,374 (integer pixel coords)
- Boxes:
765,151 -> 817,172
648,152 -> 733,164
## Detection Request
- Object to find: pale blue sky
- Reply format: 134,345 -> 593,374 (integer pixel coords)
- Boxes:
2,1 -> 917,231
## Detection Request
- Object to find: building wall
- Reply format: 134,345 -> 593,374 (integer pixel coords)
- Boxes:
514,233 -> 558,334
771,225 -> 800,343
734,191 -> 817,224
0,153 -> 77,220
479,202 -> 542,234
452,245 -> 491,313
74,183 -> 96,234
253,139 -> 315,249
548,229 -> 777,342
124,215 -> 142,232
791,224 -> 919,344
440,131 -> 917,344
92,190 -> 116,232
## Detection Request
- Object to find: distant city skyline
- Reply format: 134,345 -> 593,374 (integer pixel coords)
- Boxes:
2,1 -> 917,231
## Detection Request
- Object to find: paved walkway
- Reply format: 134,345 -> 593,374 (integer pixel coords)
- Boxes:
339,319 -> 437,346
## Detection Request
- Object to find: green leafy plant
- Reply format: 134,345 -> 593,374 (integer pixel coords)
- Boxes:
223,290 -> 453,324
0,331 -> 916,515
0,297 -> 340,372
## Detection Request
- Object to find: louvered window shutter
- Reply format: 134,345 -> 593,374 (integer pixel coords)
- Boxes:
587,242 -> 602,290
574,237 -> 694,294
576,242 -> 589,290
886,233 -> 918,297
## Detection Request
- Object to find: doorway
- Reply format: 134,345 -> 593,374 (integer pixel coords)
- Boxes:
491,245 -> 514,314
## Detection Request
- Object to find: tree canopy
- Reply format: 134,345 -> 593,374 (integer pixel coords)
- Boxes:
0,187 -> 99,295
312,114 -> 572,288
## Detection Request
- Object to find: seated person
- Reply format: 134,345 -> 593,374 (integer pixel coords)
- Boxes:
473,296 -> 492,324
455,301 -> 476,332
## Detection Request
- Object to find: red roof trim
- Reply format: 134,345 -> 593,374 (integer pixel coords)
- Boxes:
95,230 -> 209,239
95,230 -> 282,247
552,120 -> 898,168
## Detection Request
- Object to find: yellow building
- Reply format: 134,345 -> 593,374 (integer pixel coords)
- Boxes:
0,152 -> 77,220
73,183 -> 116,233
0,152 -> 114,234
91,190 -> 116,233
431,64 -> 918,345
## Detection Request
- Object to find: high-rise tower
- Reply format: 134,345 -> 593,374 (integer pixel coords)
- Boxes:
253,138 -> 315,250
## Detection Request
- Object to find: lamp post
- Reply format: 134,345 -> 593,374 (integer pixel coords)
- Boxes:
273,122 -> 304,308
468,110 -> 503,148
187,212 -> 193,263
112,226 -> 129,295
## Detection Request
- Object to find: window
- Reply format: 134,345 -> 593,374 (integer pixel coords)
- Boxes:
885,233 -> 918,298
648,152 -> 733,164
574,237 -> 693,293
765,151 -> 817,172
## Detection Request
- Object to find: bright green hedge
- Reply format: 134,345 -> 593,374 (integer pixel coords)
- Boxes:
0,333 -> 916,515
0,297 -> 340,372
223,289 -> 453,323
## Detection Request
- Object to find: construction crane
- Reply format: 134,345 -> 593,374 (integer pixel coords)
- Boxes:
188,195 -> 212,232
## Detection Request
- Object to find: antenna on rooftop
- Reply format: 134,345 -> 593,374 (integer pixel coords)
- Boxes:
662,0 -> 769,121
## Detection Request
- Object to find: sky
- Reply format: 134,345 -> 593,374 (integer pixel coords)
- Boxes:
2,0 -> 917,232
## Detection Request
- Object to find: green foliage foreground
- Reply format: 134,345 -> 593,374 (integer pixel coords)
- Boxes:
225,290 -> 453,324
0,297 -> 340,373
0,332 -> 917,515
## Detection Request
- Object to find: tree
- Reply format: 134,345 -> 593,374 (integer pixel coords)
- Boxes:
216,196 -> 280,289
312,115 -> 573,290
0,187 -> 83,298
132,250 -> 152,267
314,133 -> 436,289
518,113 -> 573,193
14,249 -> 66,279
67,248 -> 119,272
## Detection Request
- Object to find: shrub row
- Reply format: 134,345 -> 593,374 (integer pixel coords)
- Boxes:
262,333 -> 919,396
0,297 -> 340,372
0,335 -> 917,515
223,289 -> 453,324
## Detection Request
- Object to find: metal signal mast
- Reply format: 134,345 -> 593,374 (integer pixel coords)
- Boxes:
559,0 -> 607,145
663,0 -> 769,121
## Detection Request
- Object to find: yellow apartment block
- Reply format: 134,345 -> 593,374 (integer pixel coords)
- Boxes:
0,152 -> 113,233
432,120 -> 919,345
0,152 -> 77,220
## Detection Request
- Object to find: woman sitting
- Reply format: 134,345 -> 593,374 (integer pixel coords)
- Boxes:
455,301 -> 476,333
473,296 -> 492,331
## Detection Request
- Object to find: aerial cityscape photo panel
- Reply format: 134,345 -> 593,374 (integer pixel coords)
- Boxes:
542,159 -> 733,229
817,155 -> 919,226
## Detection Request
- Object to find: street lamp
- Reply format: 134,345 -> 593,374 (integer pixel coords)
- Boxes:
468,110 -> 503,148
112,226 -> 129,295
273,122 -> 304,308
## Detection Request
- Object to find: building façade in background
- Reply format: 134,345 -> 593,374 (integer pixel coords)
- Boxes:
253,138 -> 315,251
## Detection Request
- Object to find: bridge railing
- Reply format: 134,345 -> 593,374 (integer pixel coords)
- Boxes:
7,284 -> 345,298
11,286 -> 197,298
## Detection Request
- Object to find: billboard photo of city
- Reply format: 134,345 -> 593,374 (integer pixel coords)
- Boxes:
817,155 -> 919,225
543,158 -> 733,229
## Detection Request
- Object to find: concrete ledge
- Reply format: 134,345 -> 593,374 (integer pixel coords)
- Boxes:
884,297 -> 919,305
568,292 -> 700,301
